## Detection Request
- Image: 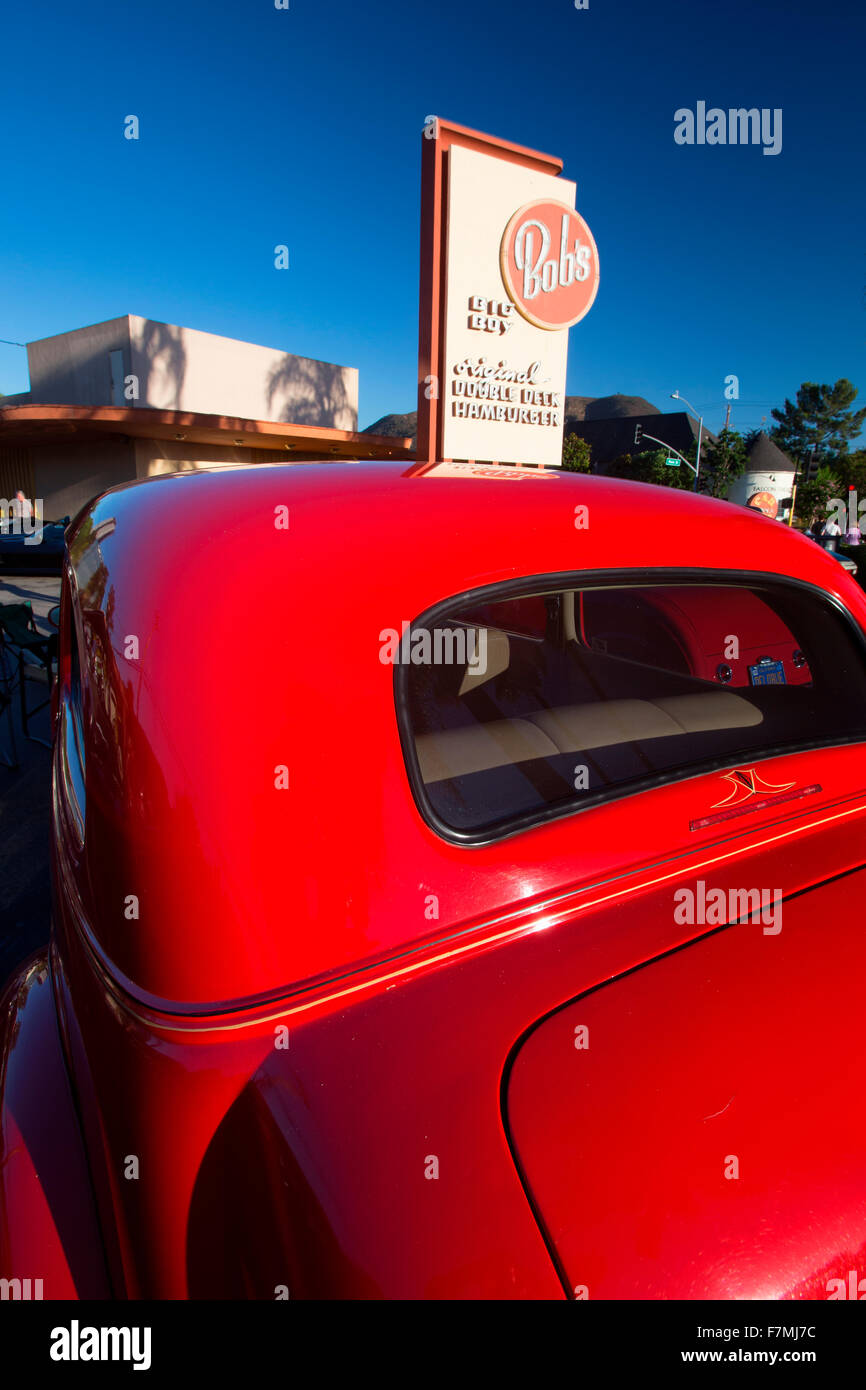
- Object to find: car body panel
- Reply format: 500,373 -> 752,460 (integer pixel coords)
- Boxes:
24,767 -> 866,1298
0,953 -> 110,1298
506,864 -> 866,1299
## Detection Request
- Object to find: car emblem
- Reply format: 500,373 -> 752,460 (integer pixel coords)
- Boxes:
711,767 -> 796,809
689,767 -> 822,832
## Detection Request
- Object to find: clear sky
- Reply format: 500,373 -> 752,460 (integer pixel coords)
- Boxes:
1,0 -> 863,437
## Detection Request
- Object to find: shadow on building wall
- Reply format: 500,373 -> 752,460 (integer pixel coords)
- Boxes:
265,354 -> 356,431
135,320 -> 187,411
12,319 -> 188,415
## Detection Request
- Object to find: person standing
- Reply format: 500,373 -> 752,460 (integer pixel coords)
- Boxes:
822,516 -> 842,551
13,491 -> 33,524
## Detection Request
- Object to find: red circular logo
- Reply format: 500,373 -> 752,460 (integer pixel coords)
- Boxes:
747,491 -> 778,518
500,199 -> 600,330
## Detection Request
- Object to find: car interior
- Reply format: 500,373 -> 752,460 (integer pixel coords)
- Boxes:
405,581 -> 866,833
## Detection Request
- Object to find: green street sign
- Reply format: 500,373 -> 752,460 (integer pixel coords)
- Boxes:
665,456 -> 680,467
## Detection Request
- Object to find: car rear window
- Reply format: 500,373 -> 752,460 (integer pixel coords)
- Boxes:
398,576 -> 866,840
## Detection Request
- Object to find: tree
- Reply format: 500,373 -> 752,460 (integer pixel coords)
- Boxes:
645,446 -> 691,490
606,452 -> 636,480
606,447 -> 690,490
561,432 -> 592,473
771,380 -> 866,466
795,466 -> 839,530
832,448 -> 866,495
698,428 -> 748,499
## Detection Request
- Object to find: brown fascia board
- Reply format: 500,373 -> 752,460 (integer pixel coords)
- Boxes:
0,404 -> 414,458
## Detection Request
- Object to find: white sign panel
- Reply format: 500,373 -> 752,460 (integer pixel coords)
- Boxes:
440,146 -> 597,467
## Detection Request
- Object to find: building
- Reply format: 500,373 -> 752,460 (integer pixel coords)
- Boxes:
565,409 -> 712,471
726,431 -> 796,520
0,316 -> 412,519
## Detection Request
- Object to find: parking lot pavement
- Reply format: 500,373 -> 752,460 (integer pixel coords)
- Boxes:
0,574 -> 61,989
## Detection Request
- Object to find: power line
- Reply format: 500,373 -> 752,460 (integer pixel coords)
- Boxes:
0,337 -> 25,347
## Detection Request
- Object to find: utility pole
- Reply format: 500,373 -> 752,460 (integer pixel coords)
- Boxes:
724,402 -> 731,431
670,392 -> 703,492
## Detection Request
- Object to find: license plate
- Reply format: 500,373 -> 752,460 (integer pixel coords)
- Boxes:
748,659 -> 787,686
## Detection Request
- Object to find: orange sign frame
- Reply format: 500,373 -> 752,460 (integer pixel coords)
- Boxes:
415,117 -> 563,468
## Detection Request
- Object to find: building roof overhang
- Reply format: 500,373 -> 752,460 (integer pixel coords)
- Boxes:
0,404 -> 414,459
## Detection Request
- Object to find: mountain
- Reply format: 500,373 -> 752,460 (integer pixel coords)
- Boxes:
363,411 -> 418,441
579,394 -> 660,421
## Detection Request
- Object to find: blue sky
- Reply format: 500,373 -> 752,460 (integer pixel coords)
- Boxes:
1,0 -> 863,437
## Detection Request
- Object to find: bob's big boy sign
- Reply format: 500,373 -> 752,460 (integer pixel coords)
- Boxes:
501,200 -> 599,330
416,118 -> 599,468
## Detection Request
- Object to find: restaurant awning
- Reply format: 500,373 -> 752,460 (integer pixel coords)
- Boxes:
0,404 -> 414,460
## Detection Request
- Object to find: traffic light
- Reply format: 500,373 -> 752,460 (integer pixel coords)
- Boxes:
634,423 -> 643,447
805,454 -> 819,482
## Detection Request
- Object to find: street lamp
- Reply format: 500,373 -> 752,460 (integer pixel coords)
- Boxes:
671,391 -> 703,493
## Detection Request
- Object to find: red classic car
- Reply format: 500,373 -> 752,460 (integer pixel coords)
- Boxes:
4,460 -> 866,1300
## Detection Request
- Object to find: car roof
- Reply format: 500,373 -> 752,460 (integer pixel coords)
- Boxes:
63,461 -> 866,1011
74,459 -> 851,606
